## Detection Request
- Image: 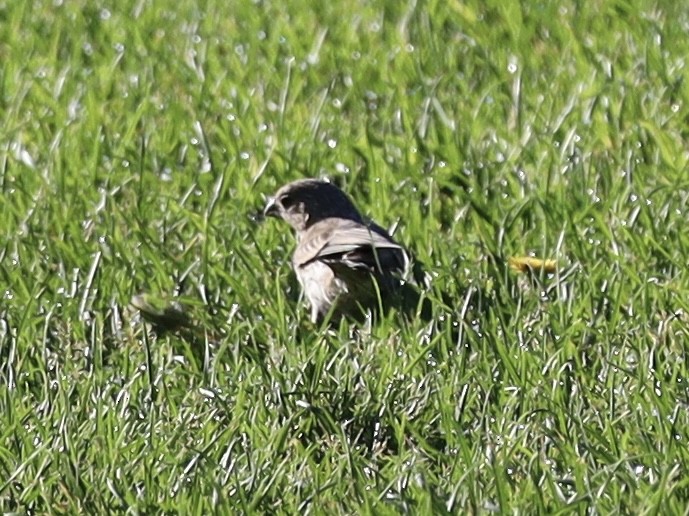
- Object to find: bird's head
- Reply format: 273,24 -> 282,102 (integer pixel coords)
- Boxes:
263,179 -> 363,232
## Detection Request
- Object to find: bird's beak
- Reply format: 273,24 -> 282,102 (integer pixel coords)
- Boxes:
263,197 -> 279,218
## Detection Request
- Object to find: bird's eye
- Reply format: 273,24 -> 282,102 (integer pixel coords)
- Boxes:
279,194 -> 296,209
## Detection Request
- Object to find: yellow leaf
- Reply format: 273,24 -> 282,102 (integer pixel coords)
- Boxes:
508,256 -> 557,274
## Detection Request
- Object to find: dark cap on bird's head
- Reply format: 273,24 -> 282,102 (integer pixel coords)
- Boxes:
263,179 -> 363,231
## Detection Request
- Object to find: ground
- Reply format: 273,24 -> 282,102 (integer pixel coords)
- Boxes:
2,0 -> 689,512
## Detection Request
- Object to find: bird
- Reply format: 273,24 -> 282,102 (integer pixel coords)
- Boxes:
262,178 -> 414,323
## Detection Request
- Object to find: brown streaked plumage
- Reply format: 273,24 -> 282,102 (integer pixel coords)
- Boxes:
263,178 -> 410,323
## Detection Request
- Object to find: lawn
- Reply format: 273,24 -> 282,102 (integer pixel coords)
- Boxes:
2,0 -> 689,512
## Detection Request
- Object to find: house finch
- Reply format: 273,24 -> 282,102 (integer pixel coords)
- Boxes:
263,178 -> 413,323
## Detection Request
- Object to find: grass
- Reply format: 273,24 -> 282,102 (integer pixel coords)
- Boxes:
2,0 -> 689,512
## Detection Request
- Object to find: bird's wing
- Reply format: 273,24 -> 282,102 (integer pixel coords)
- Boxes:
294,219 -> 408,273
